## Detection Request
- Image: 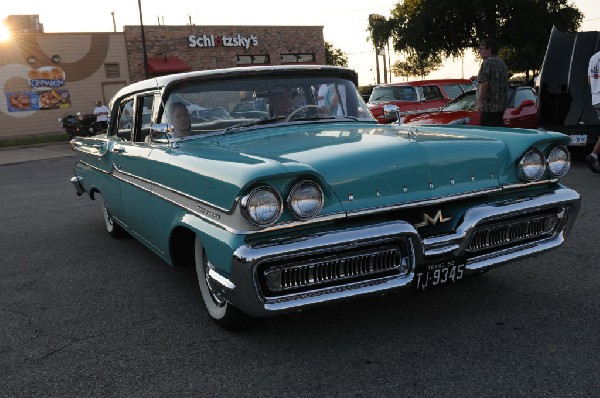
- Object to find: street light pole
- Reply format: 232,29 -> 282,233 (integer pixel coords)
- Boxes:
137,0 -> 149,79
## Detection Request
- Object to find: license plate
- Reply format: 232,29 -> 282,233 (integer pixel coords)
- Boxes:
414,261 -> 465,291
569,134 -> 587,146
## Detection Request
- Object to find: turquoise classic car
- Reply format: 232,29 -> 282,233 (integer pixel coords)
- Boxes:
70,65 -> 580,330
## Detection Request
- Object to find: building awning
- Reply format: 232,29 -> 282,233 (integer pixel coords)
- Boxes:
147,57 -> 191,75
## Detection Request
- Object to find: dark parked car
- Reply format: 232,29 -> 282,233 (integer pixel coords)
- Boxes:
403,86 -> 538,128
69,65 -> 580,330
538,27 -> 600,147
367,79 -> 475,123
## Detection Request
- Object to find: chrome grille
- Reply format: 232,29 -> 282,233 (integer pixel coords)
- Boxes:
468,215 -> 557,253
261,246 -> 409,295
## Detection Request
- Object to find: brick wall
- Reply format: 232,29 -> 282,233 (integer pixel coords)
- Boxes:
124,25 -> 325,82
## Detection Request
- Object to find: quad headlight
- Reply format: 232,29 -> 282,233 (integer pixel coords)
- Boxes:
518,146 -> 571,182
287,181 -> 324,219
547,145 -> 571,177
241,181 -> 324,227
241,186 -> 282,226
518,148 -> 545,182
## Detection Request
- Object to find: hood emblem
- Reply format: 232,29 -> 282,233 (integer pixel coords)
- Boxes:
414,210 -> 452,228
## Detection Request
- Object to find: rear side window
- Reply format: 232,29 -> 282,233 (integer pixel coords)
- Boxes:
115,98 -> 134,141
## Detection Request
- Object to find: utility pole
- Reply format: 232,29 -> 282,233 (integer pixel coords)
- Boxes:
111,12 -> 116,32
369,13 -> 387,85
137,0 -> 149,79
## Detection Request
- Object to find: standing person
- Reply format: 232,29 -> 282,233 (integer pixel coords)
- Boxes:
476,38 -> 509,127
93,100 -> 109,133
584,49 -> 600,173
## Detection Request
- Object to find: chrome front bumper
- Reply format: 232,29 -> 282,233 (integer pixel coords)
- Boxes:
208,187 -> 580,317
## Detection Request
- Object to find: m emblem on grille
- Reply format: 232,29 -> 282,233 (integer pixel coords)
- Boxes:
414,210 -> 452,228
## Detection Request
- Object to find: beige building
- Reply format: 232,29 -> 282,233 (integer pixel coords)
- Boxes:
0,16 -> 325,139
0,31 -> 130,139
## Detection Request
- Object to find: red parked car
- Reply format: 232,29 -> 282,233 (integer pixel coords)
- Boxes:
402,86 -> 538,128
367,79 -> 475,123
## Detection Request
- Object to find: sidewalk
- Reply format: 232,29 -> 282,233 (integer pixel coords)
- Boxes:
0,142 -> 75,166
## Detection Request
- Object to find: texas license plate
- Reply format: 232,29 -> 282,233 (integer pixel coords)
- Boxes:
414,261 -> 465,291
569,134 -> 587,146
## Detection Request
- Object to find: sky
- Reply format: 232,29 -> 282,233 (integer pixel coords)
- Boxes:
2,0 -> 599,86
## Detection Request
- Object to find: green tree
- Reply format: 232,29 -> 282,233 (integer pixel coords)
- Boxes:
391,50 -> 443,79
324,41 -> 348,67
386,0 -> 582,79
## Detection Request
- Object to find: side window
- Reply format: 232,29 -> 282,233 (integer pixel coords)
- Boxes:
423,85 -> 444,101
399,86 -> 417,101
135,96 -> 155,142
116,98 -> 134,141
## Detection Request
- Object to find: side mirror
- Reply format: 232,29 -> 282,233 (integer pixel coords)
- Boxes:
150,123 -> 178,148
383,104 -> 402,125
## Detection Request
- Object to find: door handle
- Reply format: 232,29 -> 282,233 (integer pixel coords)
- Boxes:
112,146 -> 126,154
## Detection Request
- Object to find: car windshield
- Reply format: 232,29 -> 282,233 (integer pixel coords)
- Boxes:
160,75 -> 374,137
369,86 -> 417,102
442,91 -> 477,111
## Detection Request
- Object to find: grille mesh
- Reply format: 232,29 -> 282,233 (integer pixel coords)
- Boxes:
262,246 -> 408,295
468,215 -> 556,252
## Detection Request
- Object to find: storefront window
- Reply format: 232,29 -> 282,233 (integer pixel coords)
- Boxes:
237,55 -> 270,65
281,53 -> 315,64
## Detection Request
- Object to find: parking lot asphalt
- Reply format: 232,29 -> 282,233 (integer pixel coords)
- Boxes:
0,142 -> 75,166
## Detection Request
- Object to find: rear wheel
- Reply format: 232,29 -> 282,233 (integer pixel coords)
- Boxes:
102,199 -> 127,238
194,237 -> 254,331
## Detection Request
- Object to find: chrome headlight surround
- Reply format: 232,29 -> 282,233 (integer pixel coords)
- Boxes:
546,145 -> 571,178
518,148 -> 545,182
240,186 -> 283,227
287,180 -> 324,220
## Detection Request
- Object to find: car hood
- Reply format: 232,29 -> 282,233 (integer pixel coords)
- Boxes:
403,110 -> 476,125
160,123 -> 558,212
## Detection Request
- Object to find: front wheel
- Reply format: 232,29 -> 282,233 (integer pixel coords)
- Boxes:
102,199 -> 127,238
194,237 -> 254,331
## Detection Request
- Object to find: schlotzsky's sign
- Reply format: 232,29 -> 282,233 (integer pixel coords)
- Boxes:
188,34 -> 258,49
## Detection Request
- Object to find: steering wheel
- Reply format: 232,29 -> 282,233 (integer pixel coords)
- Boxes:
284,105 -> 322,122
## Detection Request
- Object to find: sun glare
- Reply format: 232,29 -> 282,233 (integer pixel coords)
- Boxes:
0,24 -> 11,41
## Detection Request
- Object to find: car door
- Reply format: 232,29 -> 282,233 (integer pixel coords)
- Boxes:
71,101 -> 130,224
111,93 -> 160,249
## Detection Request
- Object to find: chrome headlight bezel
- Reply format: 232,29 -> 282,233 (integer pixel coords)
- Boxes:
287,180 -> 324,220
518,148 -> 546,182
546,145 -> 571,178
240,186 -> 283,227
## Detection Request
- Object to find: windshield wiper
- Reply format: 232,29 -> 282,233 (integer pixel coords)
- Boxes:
220,116 -> 285,135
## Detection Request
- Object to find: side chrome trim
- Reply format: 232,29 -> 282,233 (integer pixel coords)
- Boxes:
77,159 -> 561,235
